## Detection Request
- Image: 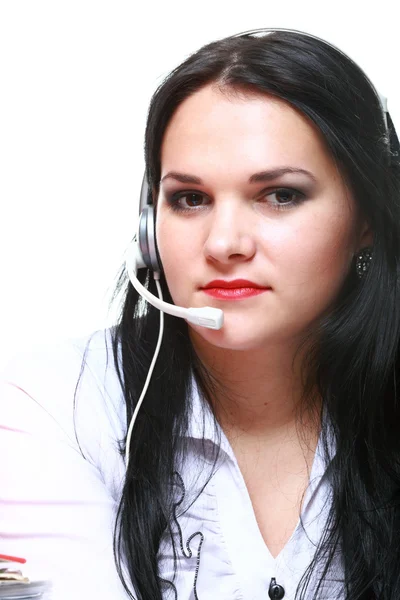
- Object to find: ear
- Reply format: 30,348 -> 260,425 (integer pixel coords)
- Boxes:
357,218 -> 374,250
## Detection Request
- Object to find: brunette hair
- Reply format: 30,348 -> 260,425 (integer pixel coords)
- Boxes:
108,30 -> 400,599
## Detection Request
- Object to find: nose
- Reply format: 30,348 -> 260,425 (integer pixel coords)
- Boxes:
203,198 -> 256,265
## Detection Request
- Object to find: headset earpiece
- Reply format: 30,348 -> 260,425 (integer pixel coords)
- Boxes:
138,204 -> 162,271
137,173 -> 163,272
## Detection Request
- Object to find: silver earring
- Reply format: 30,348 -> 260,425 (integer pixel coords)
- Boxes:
356,247 -> 373,279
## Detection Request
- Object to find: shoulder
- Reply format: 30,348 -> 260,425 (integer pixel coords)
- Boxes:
1,327 -> 119,400
0,327 -> 126,453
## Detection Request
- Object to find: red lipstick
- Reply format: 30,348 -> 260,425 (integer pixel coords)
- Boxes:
201,279 -> 270,300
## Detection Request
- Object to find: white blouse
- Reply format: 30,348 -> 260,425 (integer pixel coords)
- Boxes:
0,329 -> 344,599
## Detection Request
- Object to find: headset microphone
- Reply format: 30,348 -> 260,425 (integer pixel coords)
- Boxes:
124,229 -> 223,468
124,178 -> 223,468
124,239 -> 224,330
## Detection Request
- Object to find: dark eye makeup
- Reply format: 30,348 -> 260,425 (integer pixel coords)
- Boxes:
165,187 -> 307,213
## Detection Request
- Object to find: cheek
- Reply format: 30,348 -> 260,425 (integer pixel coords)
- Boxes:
267,213 -> 356,300
156,218 -> 199,297
158,224 -> 194,265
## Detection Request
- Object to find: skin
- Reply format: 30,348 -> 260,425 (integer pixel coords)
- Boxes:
155,83 -> 373,440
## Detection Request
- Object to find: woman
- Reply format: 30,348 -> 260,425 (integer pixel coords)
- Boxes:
2,28 -> 400,600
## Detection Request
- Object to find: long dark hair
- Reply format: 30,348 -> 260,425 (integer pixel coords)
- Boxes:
108,30 -> 400,599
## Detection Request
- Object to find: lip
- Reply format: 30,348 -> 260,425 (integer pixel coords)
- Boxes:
201,279 -> 271,300
202,279 -> 269,289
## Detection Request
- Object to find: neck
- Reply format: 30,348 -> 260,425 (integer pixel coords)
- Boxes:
190,331 -> 321,441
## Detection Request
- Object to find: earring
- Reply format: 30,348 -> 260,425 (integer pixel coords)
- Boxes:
355,247 -> 373,279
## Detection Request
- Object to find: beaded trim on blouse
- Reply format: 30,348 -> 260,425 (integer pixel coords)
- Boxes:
161,471 -> 205,600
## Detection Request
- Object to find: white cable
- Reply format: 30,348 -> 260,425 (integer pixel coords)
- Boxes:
125,273 -> 164,470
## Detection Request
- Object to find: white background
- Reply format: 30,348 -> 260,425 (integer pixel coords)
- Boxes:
1,1 -> 399,369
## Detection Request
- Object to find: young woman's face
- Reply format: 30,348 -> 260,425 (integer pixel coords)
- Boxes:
155,84 -> 372,351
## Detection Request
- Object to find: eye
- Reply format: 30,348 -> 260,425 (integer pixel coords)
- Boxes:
167,192 -> 210,212
263,188 -> 306,210
166,187 -> 306,213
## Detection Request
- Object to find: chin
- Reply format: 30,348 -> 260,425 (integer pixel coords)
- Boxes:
188,321 -> 271,352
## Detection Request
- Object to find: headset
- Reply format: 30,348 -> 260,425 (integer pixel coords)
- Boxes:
124,27 -> 400,467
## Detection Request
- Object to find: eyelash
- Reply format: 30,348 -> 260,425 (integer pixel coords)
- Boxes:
167,188 -> 306,213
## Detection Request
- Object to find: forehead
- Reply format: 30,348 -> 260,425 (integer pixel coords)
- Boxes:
160,84 -> 339,183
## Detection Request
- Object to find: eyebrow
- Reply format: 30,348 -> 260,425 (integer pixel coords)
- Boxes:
160,167 -> 318,185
